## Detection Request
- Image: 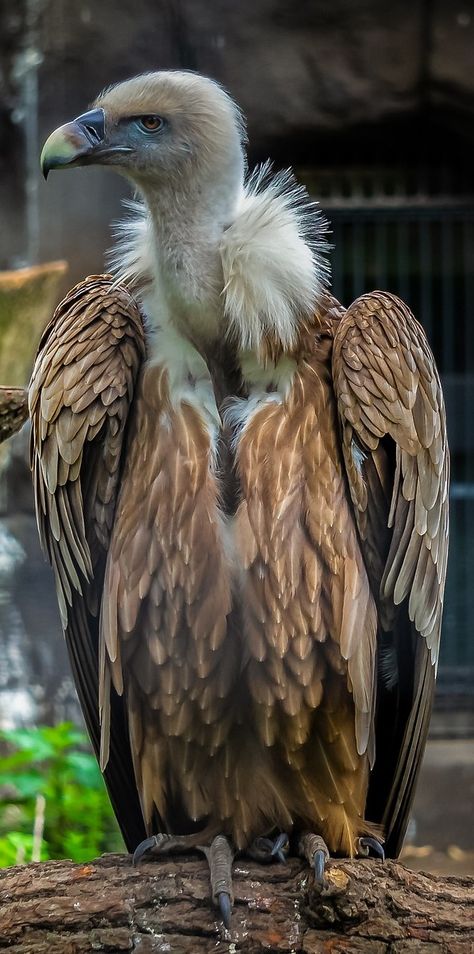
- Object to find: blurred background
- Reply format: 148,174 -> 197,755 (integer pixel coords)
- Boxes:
0,0 -> 472,874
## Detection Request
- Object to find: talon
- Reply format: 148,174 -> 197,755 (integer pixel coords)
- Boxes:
133,832 -> 194,865
298,832 -> 330,890
358,836 -> 385,861
313,847 -> 326,886
133,830 -> 236,927
270,831 -> 289,864
218,890 -> 232,929
133,835 -> 159,865
205,834 -> 235,929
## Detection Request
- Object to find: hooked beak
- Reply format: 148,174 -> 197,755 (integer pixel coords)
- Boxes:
40,108 -> 131,179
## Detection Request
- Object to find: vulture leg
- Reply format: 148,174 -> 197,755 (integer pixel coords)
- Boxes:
357,836 -> 385,861
134,831 -> 236,927
298,832 -> 330,889
247,831 -> 290,864
198,834 -> 235,930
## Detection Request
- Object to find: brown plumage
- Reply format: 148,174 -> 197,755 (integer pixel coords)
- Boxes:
30,276 -> 448,858
33,73 -> 449,878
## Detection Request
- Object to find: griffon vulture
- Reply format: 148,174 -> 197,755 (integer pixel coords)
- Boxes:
33,71 -> 449,926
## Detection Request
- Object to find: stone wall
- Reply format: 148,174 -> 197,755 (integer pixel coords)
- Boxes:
0,0 -> 473,276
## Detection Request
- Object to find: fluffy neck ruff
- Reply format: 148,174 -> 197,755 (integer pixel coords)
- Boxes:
109,162 -> 329,356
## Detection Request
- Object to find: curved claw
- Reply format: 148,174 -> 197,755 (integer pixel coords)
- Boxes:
298,832 -> 330,887
218,890 -> 232,930
359,836 -> 385,861
133,835 -> 158,866
313,847 -> 326,887
270,832 -> 290,865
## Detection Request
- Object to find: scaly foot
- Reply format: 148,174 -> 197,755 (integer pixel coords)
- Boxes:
133,832 -> 200,865
298,832 -> 330,889
298,832 -> 385,889
134,830 -> 235,929
198,834 -> 235,929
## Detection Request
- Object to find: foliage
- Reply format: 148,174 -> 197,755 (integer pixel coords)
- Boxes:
0,723 -> 123,866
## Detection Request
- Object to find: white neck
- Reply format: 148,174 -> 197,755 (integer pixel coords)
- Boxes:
110,163 -> 329,356
138,171 -> 242,345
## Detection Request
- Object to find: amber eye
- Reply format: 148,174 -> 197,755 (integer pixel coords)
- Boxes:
138,115 -> 163,132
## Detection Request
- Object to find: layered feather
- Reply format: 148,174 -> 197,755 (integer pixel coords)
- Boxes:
29,276 -> 449,861
332,290 -> 449,854
29,276 -> 147,852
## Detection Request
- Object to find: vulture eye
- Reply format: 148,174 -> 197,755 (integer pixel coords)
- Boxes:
137,115 -> 163,132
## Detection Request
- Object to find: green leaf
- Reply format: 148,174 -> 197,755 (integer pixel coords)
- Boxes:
0,723 -> 122,866
0,772 -> 43,799
65,752 -> 104,789
0,729 -> 54,762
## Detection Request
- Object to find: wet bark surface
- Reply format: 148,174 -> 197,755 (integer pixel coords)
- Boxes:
0,852 -> 472,953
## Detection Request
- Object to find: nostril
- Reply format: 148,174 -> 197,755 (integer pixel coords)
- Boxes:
75,108 -> 105,145
84,124 -> 101,143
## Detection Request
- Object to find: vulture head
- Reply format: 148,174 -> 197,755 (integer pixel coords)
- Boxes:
41,71 -> 327,351
41,72 -> 245,217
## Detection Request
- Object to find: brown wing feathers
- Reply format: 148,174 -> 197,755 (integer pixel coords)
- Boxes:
233,322 -> 379,855
29,276 -> 147,850
29,274 -> 448,860
98,361 -> 238,834
332,290 -> 449,855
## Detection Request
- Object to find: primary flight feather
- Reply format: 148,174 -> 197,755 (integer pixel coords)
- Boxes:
32,70 -> 449,923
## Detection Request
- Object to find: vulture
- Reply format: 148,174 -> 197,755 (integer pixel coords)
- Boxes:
33,71 -> 449,926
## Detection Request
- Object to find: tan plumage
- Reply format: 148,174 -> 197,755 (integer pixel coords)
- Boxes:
29,278 -> 147,843
32,71 -> 449,864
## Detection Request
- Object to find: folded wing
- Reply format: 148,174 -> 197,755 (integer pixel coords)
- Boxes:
332,291 -> 449,855
29,275 -> 147,851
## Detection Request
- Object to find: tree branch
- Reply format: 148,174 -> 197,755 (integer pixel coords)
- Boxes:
0,387 -> 28,444
0,853 -> 472,952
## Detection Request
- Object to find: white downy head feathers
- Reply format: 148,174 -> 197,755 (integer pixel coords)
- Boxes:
219,162 -> 329,352
110,159 -> 329,354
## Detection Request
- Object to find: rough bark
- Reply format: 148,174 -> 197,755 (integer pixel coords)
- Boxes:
0,852 -> 472,953
0,387 -> 28,443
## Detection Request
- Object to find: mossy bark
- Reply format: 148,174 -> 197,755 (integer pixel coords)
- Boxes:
0,262 -> 67,387
0,387 -> 28,443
